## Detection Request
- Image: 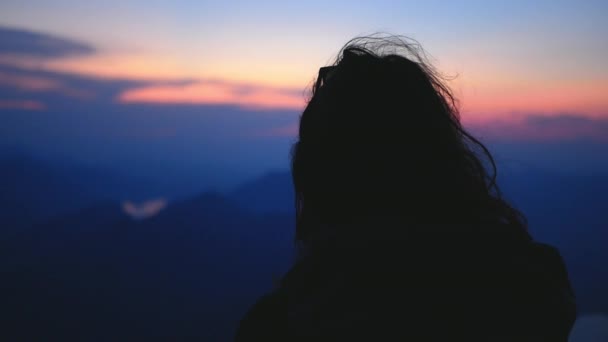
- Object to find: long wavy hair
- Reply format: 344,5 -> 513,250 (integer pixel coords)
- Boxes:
291,36 -> 527,252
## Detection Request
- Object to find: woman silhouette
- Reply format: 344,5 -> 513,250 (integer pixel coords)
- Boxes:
236,36 -> 576,341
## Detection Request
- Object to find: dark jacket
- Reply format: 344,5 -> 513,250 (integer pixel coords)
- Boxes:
236,224 -> 576,341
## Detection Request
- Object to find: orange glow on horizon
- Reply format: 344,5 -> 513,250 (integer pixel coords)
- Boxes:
457,78 -> 608,121
118,81 -> 305,111
1,46 -> 606,119
41,53 -> 311,89
117,75 -> 607,118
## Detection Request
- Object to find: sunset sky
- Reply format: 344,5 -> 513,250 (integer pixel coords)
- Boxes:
2,0 -> 607,114
0,0 -> 607,184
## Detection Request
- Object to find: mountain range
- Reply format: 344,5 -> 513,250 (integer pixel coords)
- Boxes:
0,156 -> 606,341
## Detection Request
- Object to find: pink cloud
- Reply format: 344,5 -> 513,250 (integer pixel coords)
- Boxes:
0,99 -> 45,110
122,198 -> 167,220
0,71 -> 61,91
118,81 -> 305,111
0,70 -> 93,99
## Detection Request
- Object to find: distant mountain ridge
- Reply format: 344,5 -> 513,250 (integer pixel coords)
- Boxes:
2,187 -> 293,341
230,170 -> 294,213
0,155 -> 196,234
0,156 -> 606,340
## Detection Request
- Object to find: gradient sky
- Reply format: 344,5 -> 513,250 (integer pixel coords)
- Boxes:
0,1 -> 607,186
1,0 -> 607,117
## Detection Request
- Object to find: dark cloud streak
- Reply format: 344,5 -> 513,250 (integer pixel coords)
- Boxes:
0,26 -> 95,58
469,113 -> 608,142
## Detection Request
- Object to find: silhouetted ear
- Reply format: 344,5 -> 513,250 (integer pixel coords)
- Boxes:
342,48 -> 357,60
316,66 -> 335,88
339,48 -> 368,71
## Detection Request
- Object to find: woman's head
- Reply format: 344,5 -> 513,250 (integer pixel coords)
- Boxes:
291,36 -> 526,248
